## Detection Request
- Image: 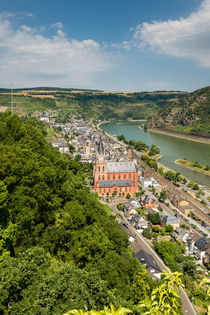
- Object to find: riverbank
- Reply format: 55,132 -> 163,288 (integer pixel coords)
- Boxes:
97,119 -> 145,129
148,128 -> 210,144
96,120 -> 110,129
175,159 -> 210,177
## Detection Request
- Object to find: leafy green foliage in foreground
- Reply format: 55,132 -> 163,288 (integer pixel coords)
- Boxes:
0,247 -> 116,314
0,112 -> 156,313
66,271 -> 184,315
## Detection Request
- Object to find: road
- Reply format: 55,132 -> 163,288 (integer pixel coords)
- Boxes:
110,202 -> 197,315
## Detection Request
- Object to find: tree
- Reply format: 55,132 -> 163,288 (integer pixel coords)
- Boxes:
148,159 -> 158,171
0,247 -> 117,314
159,190 -> 167,202
142,230 -> 152,239
138,271 -> 183,315
117,135 -> 127,144
128,139 -> 135,146
148,213 -> 160,225
65,305 -> 132,315
158,166 -> 164,176
0,181 -> 8,209
126,193 -> 131,199
165,225 -> 174,233
117,203 -> 124,211
152,226 -> 160,233
164,170 -> 176,182
134,141 -> 148,152
148,144 -> 160,156
129,267 -> 153,303
182,177 -> 187,184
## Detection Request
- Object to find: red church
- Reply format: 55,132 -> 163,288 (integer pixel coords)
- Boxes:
93,138 -> 138,196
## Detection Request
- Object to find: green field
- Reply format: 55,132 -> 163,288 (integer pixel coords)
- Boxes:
0,89 -> 185,119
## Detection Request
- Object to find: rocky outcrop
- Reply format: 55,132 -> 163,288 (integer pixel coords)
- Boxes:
146,86 -> 210,137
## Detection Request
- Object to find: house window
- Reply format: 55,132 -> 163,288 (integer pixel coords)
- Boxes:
102,175 -> 105,180
98,175 -> 101,180
103,166 -> 105,172
98,166 -> 100,172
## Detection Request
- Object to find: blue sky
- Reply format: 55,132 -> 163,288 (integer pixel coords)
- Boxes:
0,0 -> 210,91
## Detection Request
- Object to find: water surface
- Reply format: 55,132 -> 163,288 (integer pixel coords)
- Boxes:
100,121 -> 210,187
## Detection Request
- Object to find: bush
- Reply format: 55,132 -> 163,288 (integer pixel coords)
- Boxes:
165,225 -> 174,233
126,193 -> 131,199
142,230 -> 152,239
148,213 -> 160,225
117,203 -> 124,211
152,226 -> 160,233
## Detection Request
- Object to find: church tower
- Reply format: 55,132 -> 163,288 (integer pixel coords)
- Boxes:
94,137 -> 107,188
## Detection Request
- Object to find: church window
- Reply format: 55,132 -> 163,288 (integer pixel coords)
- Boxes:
99,188 -> 101,193
108,175 -> 110,180
98,166 -> 100,172
133,174 -> 135,180
118,174 -> 120,179
102,175 -> 105,180
129,173 -> 131,179
98,175 -> 101,180
124,174 -> 126,179
103,166 -> 105,172
125,188 -> 127,192
113,174 -> 115,180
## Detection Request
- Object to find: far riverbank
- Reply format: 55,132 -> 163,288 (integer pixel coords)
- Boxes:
97,119 -> 145,130
100,121 -> 210,187
148,128 -> 210,144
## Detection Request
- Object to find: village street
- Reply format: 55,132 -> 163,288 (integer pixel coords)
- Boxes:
109,201 -> 197,315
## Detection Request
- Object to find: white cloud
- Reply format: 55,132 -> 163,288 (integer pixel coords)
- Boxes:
133,0 -> 210,67
51,22 -> 63,30
0,16 -> 113,88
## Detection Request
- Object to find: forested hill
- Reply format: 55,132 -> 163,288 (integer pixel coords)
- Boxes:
0,112 -> 155,314
146,86 -> 210,138
0,89 -> 185,120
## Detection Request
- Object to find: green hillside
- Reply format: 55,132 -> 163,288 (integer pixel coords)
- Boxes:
0,89 -> 185,120
0,112 -> 154,313
146,86 -> 210,137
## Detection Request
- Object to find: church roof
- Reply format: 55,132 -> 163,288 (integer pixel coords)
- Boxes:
98,179 -> 132,188
106,161 -> 137,173
98,137 -> 104,155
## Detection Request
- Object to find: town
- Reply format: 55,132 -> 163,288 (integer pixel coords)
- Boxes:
37,109 -> 210,282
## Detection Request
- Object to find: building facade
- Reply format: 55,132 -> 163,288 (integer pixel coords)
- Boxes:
93,138 -> 138,196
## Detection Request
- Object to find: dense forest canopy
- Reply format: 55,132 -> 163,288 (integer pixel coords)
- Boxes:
0,112 -> 158,313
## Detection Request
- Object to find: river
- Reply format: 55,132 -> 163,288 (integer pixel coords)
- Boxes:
100,121 -> 210,188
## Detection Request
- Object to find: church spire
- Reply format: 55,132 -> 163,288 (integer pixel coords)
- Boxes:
98,136 -> 104,155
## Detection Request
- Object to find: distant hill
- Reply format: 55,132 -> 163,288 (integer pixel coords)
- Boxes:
146,86 -> 210,138
0,88 -> 185,120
